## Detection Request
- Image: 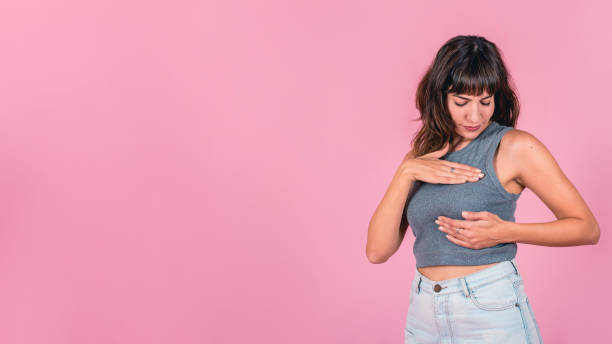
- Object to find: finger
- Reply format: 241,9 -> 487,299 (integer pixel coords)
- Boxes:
431,169 -> 477,184
437,165 -> 484,182
438,216 -> 473,229
445,234 -> 473,248
437,223 -> 469,241
417,170 -> 467,184
442,161 -> 483,175
432,175 -> 472,184
442,173 -> 480,184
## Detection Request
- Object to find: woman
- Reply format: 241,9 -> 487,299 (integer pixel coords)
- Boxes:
365,35 -> 600,343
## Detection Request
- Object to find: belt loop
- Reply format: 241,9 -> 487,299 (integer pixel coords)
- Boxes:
417,277 -> 422,294
509,259 -> 519,275
460,277 -> 470,297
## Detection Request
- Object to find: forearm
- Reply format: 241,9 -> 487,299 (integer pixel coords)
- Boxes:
366,168 -> 415,263
502,217 -> 599,247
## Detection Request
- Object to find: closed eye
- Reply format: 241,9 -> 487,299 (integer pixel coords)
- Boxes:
455,102 -> 491,107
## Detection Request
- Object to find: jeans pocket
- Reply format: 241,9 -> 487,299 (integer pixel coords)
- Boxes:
468,274 -> 518,311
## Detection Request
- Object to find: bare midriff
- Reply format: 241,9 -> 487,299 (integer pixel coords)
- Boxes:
417,262 -> 499,282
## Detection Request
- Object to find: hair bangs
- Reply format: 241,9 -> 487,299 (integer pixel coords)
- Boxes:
447,54 -> 500,97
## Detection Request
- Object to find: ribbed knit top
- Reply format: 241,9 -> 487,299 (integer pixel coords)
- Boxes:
405,121 -> 522,268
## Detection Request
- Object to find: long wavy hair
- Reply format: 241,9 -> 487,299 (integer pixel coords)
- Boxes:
410,35 -> 520,157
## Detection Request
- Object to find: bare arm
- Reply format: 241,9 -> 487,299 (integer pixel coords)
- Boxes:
366,151 -> 417,264
500,130 -> 600,246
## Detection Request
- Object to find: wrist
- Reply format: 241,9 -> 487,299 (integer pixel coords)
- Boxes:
399,160 -> 416,183
500,220 -> 518,244
398,169 -> 416,184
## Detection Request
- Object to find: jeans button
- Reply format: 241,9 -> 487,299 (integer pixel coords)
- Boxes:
433,284 -> 442,292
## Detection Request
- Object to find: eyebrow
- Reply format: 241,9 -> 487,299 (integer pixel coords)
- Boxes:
453,94 -> 493,101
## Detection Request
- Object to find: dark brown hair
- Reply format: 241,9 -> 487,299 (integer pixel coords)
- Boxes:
411,35 -> 520,157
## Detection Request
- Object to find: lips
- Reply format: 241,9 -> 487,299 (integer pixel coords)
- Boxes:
463,125 -> 480,131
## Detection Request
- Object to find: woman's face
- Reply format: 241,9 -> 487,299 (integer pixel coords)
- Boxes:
446,91 -> 495,139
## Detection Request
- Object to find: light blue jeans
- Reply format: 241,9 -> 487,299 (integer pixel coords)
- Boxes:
404,258 -> 543,343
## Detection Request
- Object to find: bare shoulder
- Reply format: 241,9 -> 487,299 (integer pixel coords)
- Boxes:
500,127 -> 558,186
501,127 -> 598,234
501,127 -> 551,161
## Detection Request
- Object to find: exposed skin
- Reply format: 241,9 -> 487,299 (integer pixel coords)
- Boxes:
417,91 -> 600,282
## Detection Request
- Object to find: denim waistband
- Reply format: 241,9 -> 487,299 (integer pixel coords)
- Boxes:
414,258 -> 520,296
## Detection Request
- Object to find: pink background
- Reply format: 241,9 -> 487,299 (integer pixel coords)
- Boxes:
1,0 -> 610,343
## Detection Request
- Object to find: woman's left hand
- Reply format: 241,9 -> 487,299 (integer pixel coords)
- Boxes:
435,211 -> 509,249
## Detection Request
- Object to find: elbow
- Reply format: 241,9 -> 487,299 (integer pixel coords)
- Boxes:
583,217 -> 600,245
366,248 -> 390,264
367,253 -> 389,264
589,223 -> 600,245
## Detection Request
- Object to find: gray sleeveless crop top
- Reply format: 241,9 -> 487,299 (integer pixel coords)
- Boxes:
405,121 -> 522,268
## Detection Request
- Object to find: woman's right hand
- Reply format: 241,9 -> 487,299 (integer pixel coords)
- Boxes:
401,143 -> 485,184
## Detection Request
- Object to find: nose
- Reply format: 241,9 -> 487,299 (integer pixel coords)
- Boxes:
467,102 -> 481,122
